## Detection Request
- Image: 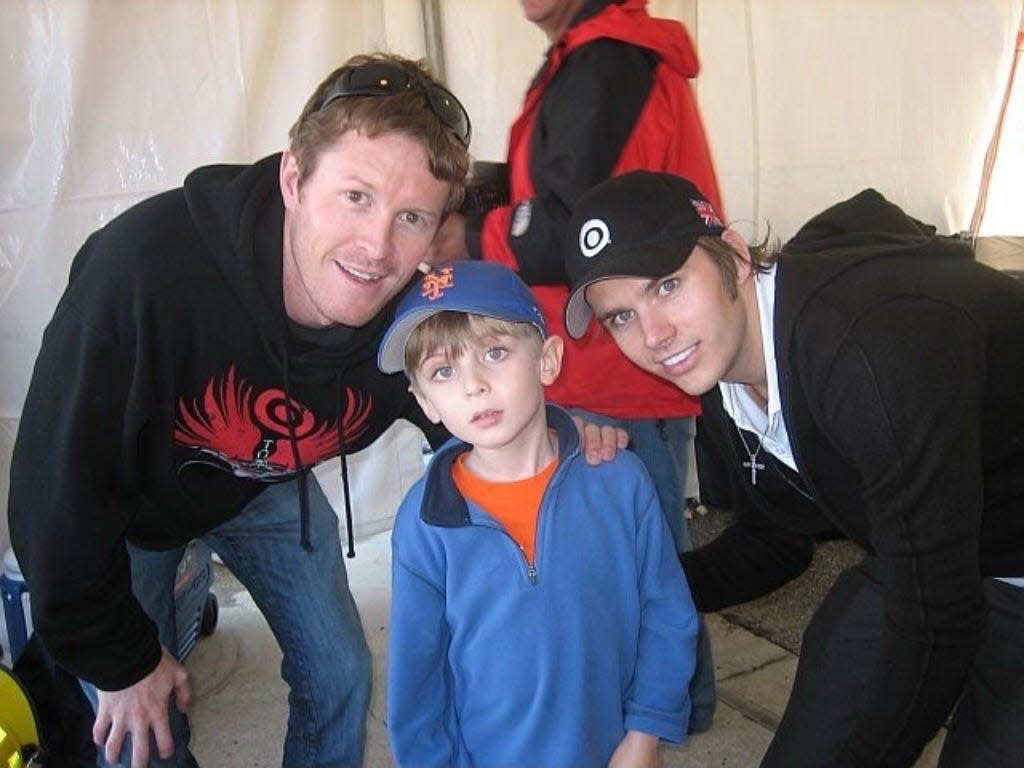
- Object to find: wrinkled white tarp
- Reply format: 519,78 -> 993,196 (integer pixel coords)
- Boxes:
1,0 -> 1021,551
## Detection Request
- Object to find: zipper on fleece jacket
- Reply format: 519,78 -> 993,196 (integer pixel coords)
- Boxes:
464,436 -> 576,586
470,512 -> 540,585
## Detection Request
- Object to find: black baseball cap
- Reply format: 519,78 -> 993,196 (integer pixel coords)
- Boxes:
563,171 -> 725,338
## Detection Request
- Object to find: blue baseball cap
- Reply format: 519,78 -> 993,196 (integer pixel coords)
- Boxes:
377,260 -> 546,374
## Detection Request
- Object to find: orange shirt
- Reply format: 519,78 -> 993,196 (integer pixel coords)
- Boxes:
452,453 -> 557,564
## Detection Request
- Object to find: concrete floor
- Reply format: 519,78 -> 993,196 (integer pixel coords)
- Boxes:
689,506 -> 864,655
185,518 -> 946,767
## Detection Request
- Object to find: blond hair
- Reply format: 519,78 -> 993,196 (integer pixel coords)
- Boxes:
405,312 -> 544,383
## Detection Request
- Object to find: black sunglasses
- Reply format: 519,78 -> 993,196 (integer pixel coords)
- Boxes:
316,61 -> 472,148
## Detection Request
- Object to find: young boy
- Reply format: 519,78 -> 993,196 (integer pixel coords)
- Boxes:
378,260 -> 699,768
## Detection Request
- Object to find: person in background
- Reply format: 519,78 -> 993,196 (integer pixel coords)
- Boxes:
564,170 -> 1024,767
380,260 -> 699,768
430,0 -> 724,731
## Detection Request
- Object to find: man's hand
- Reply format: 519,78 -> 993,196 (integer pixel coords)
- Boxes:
424,213 -> 469,267
573,415 -> 630,465
93,647 -> 191,768
608,730 -> 661,768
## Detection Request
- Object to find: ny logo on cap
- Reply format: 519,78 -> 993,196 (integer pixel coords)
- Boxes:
579,219 -> 611,258
421,266 -> 455,300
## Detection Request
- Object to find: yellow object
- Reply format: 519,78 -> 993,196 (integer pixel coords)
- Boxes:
0,667 -> 41,766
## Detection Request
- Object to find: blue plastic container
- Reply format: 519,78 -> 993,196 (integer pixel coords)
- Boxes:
173,540 -> 218,660
1,548 -> 31,662
1,542 -> 217,664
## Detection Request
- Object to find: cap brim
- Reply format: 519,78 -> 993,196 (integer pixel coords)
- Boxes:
378,303 -> 547,373
563,237 -> 698,339
377,307 -> 446,374
564,281 -> 600,339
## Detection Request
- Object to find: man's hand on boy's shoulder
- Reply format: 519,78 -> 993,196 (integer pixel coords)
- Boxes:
608,730 -> 661,768
573,416 -> 629,465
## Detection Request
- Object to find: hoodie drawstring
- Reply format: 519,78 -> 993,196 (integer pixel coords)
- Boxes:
337,375 -> 356,558
277,343 -> 357,557
280,343 -> 313,553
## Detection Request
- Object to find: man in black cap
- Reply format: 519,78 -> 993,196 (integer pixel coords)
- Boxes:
562,170 -> 1024,767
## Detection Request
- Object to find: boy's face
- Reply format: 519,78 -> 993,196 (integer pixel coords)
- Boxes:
411,330 -> 563,454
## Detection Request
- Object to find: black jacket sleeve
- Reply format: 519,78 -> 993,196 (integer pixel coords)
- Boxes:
681,515 -> 814,614
9,234 -> 163,689
506,38 -> 655,285
796,298 -> 989,766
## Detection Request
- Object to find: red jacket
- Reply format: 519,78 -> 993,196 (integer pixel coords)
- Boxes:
477,0 -> 722,418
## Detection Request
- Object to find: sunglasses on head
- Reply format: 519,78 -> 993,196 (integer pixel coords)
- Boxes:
316,61 -> 472,148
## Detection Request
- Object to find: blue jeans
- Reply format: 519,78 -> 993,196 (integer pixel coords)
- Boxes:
83,475 -> 372,767
569,411 -> 716,732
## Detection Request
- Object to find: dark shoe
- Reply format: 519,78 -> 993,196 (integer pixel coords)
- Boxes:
688,710 -> 714,734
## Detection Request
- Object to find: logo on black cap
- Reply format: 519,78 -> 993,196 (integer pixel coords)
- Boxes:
578,218 -> 611,258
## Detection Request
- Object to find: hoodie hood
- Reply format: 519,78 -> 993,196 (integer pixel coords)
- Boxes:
775,188 -> 974,348
566,0 -> 700,79
784,188 -> 938,252
184,154 -> 284,345
182,153 -> 400,374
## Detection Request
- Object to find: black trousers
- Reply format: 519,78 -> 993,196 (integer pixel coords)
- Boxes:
762,560 -> 1024,767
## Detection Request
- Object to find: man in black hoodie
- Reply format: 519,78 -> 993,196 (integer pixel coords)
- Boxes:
8,53 -> 473,768
563,171 -> 1024,767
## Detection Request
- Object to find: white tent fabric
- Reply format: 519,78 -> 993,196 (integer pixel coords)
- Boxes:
972,9 -> 1024,272
1,0 -> 1021,552
971,6 -> 1024,237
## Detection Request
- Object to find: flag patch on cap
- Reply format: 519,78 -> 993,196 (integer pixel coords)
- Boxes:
691,199 -> 723,228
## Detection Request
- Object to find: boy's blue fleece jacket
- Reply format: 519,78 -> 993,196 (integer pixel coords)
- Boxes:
387,405 -> 699,767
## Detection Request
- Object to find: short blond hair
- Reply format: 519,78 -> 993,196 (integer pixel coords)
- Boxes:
405,312 -> 544,384
288,53 -> 469,212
